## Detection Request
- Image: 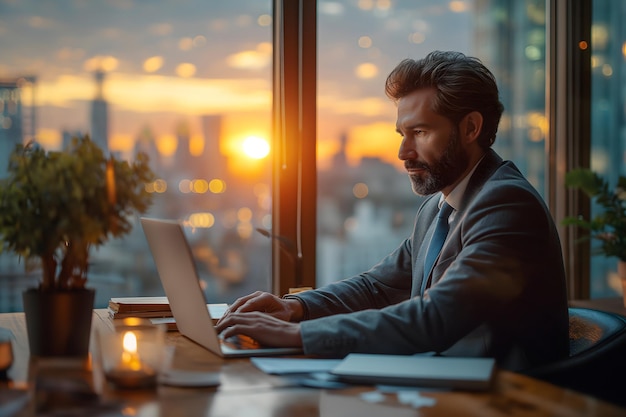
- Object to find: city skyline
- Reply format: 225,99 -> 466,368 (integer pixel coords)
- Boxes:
0,0 -> 491,312
0,0 -> 472,173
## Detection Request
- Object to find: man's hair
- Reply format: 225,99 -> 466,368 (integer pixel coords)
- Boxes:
385,51 -> 504,148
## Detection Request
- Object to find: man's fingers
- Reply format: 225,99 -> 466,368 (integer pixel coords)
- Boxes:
217,311 -> 280,333
217,312 -> 267,339
217,311 -> 302,348
220,292 -> 292,325
216,311 -> 258,332
218,291 -> 266,325
230,292 -> 284,316
228,291 -> 264,313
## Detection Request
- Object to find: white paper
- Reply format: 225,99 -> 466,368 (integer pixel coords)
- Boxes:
250,357 -> 342,374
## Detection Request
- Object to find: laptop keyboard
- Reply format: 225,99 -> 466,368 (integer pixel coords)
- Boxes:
220,334 -> 263,350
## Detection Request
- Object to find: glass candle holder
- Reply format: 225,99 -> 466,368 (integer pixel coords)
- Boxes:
0,327 -> 13,383
97,318 -> 166,389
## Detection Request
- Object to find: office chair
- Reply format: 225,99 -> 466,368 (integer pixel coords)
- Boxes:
524,307 -> 626,407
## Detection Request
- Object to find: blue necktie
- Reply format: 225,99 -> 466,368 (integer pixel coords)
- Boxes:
422,202 -> 454,293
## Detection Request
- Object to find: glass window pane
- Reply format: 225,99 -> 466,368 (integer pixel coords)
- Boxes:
317,0 -> 547,287
589,0 -> 626,298
0,1 -> 273,312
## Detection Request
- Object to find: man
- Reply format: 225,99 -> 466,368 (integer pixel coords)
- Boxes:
217,51 -> 569,371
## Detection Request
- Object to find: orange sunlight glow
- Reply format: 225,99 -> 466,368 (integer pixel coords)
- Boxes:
36,73 -> 271,115
355,62 -> 378,79
36,128 -> 61,149
189,133 -> 204,156
227,43 -> 272,70
110,133 -> 134,152
209,179 -> 226,193
176,63 -> 197,78
348,122 -> 403,169
84,55 -> 119,72
156,134 -> 178,157
242,135 -> 270,159
317,140 -> 339,171
221,113 -> 271,175
449,1 -> 470,13
143,56 -> 164,73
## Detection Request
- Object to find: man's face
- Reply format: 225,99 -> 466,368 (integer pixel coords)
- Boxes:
395,88 -> 469,196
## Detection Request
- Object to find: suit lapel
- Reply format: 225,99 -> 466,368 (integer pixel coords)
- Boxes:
458,149 -> 503,212
413,150 -> 504,296
411,197 -> 440,297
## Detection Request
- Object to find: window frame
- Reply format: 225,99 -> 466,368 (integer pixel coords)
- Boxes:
272,0 -> 317,295
548,0 -> 592,299
273,0 -> 595,299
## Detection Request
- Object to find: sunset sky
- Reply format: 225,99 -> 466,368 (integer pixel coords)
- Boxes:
0,0 -> 472,173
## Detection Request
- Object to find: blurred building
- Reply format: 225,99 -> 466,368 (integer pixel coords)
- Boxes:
317,130 -> 422,286
90,70 -> 109,153
587,0 -> 626,296
0,77 -> 36,177
474,0 -> 547,197
0,77 -> 38,312
134,126 -> 161,174
201,114 -> 226,181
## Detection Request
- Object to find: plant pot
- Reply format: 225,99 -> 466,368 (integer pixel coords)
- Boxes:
22,288 -> 95,357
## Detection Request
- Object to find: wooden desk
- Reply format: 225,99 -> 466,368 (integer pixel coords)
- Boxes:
1,310 -> 625,417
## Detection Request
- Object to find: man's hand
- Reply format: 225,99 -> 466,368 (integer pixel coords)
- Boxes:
218,291 -> 304,323
215,311 -> 303,348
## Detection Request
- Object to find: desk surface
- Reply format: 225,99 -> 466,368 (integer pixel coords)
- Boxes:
1,309 -> 625,417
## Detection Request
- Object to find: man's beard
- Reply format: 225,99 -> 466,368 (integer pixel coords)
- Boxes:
406,128 -> 469,196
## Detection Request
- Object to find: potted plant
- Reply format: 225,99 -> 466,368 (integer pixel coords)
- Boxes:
564,168 -> 626,305
0,135 -> 155,356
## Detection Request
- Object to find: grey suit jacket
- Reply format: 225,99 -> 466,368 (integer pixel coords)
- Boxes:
292,149 -> 569,371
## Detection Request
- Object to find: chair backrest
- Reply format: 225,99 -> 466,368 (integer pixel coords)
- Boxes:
525,307 -> 626,407
568,307 -> 626,356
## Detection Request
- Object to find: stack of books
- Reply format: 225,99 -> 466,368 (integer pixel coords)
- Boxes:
108,296 -> 172,320
108,296 -> 228,331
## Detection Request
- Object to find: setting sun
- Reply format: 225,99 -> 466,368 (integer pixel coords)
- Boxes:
242,135 -> 270,159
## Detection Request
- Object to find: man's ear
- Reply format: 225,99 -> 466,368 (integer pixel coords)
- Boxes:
460,111 -> 483,144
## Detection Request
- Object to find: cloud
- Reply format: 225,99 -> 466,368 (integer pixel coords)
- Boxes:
37,72 -> 271,114
319,94 -> 389,117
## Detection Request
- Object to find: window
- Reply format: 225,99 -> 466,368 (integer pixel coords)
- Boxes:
0,1 -> 274,311
589,0 -> 626,297
316,0 -> 548,286
1,1 -> 621,311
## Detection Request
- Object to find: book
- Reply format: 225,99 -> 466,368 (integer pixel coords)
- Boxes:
108,296 -> 228,329
107,307 -> 174,320
108,296 -> 174,320
108,296 -> 171,313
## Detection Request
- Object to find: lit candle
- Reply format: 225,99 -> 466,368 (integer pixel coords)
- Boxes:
121,331 -> 143,370
105,330 -> 157,389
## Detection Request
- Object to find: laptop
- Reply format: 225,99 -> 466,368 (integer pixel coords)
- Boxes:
330,353 -> 496,390
140,217 -> 302,358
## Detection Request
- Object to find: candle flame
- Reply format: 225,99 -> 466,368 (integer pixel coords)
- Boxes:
122,331 -> 142,371
123,331 -> 137,353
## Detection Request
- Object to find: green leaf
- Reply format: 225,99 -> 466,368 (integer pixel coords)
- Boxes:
0,135 -> 155,290
564,168 -> 626,261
